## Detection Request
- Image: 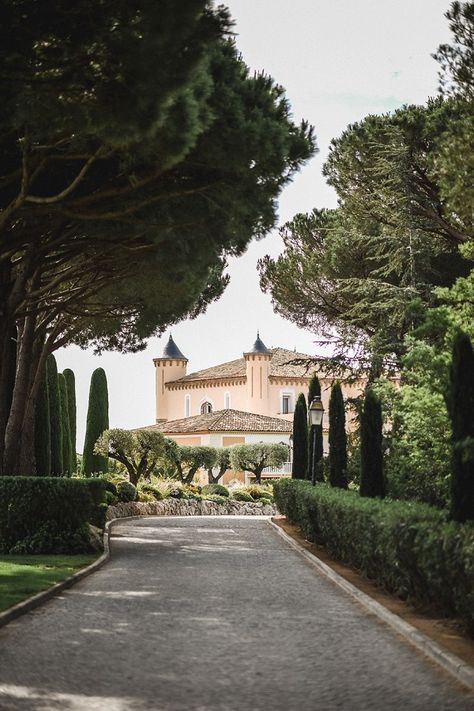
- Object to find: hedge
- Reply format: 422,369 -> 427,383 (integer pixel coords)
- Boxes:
0,477 -> 106,553
274,479 -> 474,633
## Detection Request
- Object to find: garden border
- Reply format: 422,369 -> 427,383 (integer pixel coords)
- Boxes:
0,519 -> 115,630
268,519 -> 474,693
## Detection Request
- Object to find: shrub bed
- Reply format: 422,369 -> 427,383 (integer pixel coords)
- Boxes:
0,477 -> 106,554
274,479 -> 474,633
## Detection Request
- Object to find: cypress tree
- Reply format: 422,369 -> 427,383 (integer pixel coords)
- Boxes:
291,393 -> 308,479
34,367 -> 51,476
63,368 -> 77,473
360,389 -> 385,498
448,331 -> 474,522
58,373 -> 72,476
47,354 -> 63,476
82,367 -> 109,475
328,382 -> 348,488
308,373 -> 324,483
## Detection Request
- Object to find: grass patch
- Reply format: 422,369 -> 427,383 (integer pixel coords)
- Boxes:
0,554 -> 98,612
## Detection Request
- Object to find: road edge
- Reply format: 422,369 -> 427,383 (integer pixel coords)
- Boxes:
268,519 -> 474,693
0,519 -> 117,630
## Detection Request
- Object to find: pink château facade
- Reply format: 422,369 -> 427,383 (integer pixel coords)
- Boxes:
151,334 -> 364,466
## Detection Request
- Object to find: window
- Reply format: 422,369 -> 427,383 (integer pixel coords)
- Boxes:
224,392 -> 231,409
184,394 -> 191,418
200,401 -> 212,415
282,395 -> 291,414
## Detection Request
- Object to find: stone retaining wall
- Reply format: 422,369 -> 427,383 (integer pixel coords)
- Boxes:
106,498 -> 277,521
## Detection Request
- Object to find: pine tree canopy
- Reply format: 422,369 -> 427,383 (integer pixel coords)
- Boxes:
0,0 -> 315,475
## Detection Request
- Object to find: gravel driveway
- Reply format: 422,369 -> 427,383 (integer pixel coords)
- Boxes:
0,516 -> 472,710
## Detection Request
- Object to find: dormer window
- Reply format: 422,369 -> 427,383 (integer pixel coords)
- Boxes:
200,401 -> 212,415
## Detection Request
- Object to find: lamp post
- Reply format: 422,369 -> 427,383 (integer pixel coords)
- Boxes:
309,396 -> 324,485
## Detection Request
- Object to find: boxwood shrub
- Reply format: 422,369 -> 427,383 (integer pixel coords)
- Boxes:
274,479 -> 474,633
201,483 -> 229,497
0,476 -> 106,553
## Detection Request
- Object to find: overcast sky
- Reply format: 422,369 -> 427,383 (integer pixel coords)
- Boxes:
56,0 -> 453,448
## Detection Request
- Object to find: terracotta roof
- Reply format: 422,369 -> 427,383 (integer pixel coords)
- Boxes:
170,347 -> 316,384
144,409 -> 293,434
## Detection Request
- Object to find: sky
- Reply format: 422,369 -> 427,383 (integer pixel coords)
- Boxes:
56,0 -> 453,448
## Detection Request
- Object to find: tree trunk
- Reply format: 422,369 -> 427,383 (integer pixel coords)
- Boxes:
3,315 -> 38,473
254,466 -> 263,485
0,322 -> 17,473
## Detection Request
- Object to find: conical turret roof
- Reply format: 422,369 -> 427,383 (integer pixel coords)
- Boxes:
248,331 -> 270,354
162,334 -> 187,360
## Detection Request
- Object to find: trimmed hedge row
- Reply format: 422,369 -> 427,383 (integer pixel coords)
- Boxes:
274,479 -> 474,633
0,477 -> 106,553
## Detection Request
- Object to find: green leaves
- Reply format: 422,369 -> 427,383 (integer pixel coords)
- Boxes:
273,479 -> 474,632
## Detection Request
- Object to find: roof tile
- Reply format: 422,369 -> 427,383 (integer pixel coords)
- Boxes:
143,409 -> 292,434
170,347 -> 317,384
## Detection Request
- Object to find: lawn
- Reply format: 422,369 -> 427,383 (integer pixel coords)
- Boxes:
0,554 -> 99,612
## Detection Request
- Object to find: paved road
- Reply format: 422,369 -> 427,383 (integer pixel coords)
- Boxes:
0,517 -> 472,711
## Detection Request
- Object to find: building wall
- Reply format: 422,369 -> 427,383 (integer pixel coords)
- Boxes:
156,369 -> 362,436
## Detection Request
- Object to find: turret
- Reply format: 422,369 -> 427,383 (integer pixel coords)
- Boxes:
244,332 -> 272,415
153,335 -> 188,422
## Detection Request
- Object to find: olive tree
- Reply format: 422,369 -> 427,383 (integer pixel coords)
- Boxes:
207,447 -> 231,484
166,445 -> 218,484
94,428 -> 175,485
229,443 -> 288,485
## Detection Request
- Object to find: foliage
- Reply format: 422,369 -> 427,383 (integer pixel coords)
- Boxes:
94,428 -> 171,486
201,483 -> 229,497
63,369 -> 77,474
448,331 -> 474,522
82,368 -> 109,476
434,2 -> 474,100
328,383 -> 347,488
291,393 -> 308,480
274,479 -> 474,633
137,483 -> 164,501
47,355 -> 63,476
379,255 -> 474,509
116,481 -> 137,503
241,483 -> 274,500
229,443 -> 288,485
204,494 -> 228,505
0,1 -> 315,476
34,368 -> 50,476
58,373 -> 72,477
307,373 -> 324,483
167,445 -> 217,484
259,100 -> 472,375
231,490 -> 255,502
360,389 -> 385,498
0,477 -> 98,553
